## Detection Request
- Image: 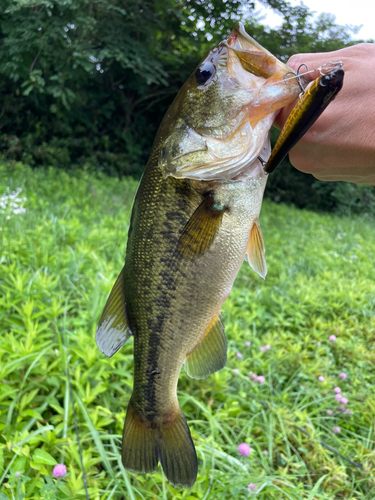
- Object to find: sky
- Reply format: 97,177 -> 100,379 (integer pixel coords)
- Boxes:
255,0 -> 375,41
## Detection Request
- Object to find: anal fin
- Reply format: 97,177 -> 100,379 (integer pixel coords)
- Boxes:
178,193 -> 227,259
185,313 -> 227,379
246,218 -> 267,279
95,266 -> 131,357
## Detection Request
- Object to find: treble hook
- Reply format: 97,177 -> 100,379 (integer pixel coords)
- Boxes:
283,70 -> 297,84
296,63 -> 309,94
281,61 -> 344,87
319,61 -> 344,75
282,65 -> 308,95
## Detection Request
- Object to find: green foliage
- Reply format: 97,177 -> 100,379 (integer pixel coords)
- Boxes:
254,0 -> 360,60
1,161 -> 375,498
0,0 -> 244,174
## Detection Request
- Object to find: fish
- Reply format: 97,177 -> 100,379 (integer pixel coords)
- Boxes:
96,22 -> 307,488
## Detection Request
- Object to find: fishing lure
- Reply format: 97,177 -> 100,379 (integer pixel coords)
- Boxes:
263,62 -> 345,174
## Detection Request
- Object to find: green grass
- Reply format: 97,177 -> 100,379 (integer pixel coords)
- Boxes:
0,161 -> 374,499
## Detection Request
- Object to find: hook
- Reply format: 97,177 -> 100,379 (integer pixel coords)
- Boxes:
296,63 -> 309,94
283,70 -> 297,85
281,61 -> 343,86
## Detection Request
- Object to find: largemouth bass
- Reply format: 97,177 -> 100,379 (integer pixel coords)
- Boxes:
96,23 -> 306,488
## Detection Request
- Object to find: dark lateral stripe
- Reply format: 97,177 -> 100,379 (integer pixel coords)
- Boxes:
129,176 -> 195,418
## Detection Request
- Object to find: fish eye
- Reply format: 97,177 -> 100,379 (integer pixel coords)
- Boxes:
320,75 -> 331,86
195,62 -> 215,84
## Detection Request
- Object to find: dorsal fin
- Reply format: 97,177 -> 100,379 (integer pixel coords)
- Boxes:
184,313 -> 227,379
246,219 -> 267,279
96,267 -> 131,357
178,194 -> 227,259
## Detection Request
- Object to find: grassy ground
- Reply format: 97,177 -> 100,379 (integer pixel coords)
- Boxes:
0,161 -> 374,499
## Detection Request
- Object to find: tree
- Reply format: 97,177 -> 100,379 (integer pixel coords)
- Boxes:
0,0 -> 245,174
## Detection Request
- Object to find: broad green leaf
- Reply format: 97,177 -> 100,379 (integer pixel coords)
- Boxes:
13,456 -> 27,472
58,484 -> 73,496
32,449 -> 57,466
30,461 -> 49,475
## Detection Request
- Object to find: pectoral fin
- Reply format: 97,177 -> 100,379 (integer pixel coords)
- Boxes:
185,313 -> 227,379
178,194 -> 227,259
247,219 -> 267,279
96,267 -> 131,357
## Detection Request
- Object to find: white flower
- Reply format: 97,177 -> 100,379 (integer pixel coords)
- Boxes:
0,187 -> 27,217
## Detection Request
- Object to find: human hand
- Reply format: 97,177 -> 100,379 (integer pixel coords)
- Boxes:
275,44 -> 375,185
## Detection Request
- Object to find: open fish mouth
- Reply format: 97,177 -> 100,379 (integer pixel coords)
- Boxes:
158,23 -> 302,182
225,22 -> 279,79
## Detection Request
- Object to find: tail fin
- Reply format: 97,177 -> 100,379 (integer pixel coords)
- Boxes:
122,400 -> 198,488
